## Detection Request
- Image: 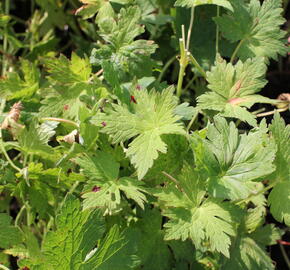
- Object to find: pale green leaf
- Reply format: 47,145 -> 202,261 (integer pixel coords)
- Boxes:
203,117 -> 276,200
198,56 -> 271,125
98,87 -> 185,179
43,53 -> 91,84
268,181 -> 290,226
75,151 -> 120,182
163,199 -> 238,257
154,166 -> 239,257
18,121 -> 58,155
268,113 -> 290,226
269,112 -> 290,183
82,178 -> 147,214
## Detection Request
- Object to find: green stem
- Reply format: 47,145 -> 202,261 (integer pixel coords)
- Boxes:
177,63 -> 186,98
177,38 -> 188,98
0,138 -> 22,173
236,182 -> 275,206
188,53 -> 207,78
157,55 -> 177,83
279,243 -> 290,269
184,74 -> 198,92
40,117 -> 79,128
15,205 -> 26,228
2,0 -> 10,76
23,153 -> 28,168
162,171 -> 193,203
186,7 -> 195,51
256,107 -> 289,117
187,109 -> 199,132
216,6 -> 220,54
24,202 -> 32,226
230,39 -> 244,63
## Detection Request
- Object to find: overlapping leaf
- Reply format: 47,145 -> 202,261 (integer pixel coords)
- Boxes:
76,0 -> 130,19
90,6 -> 157,80
0,60 -> 40,100
17,121 -> 58,156
215,0 -> 287,60
131,209 -> 173,270
0,213 -> 22,249
268,114 -> 290,226
197,56 -> 271,126
35,195 -> 139,270
39,53 -> 95,119
75,152 -> 147,214
154,166 -> 239,257
197,117 -> 276,200
96,87 -> 185,179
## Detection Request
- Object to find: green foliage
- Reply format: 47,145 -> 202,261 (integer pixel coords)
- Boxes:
0,60 -> 40,100
215,0 -> 287,60
75,152 -> 147,214
0,0 -> 289,269
18,120 -> 58,156
175,0 -> 233,11
197,56 -> 272,126
97,87 -> 185,179
199,117 -> 276,200
90,6 -> 158,80
0,213 -> 22,249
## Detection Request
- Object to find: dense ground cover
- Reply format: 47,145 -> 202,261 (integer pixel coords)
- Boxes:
0,0 -> 290,269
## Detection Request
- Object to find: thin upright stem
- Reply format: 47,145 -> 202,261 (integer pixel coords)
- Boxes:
186,7 -> 195,51
177,37 -> 188,98
184,74 -> 198,92
279,243 -> 290,269
2,0 -> 10,76
187,109 -> 199,132
215,6 -> 220,54
158,55 -> 177,83
230,39 -> 244,63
